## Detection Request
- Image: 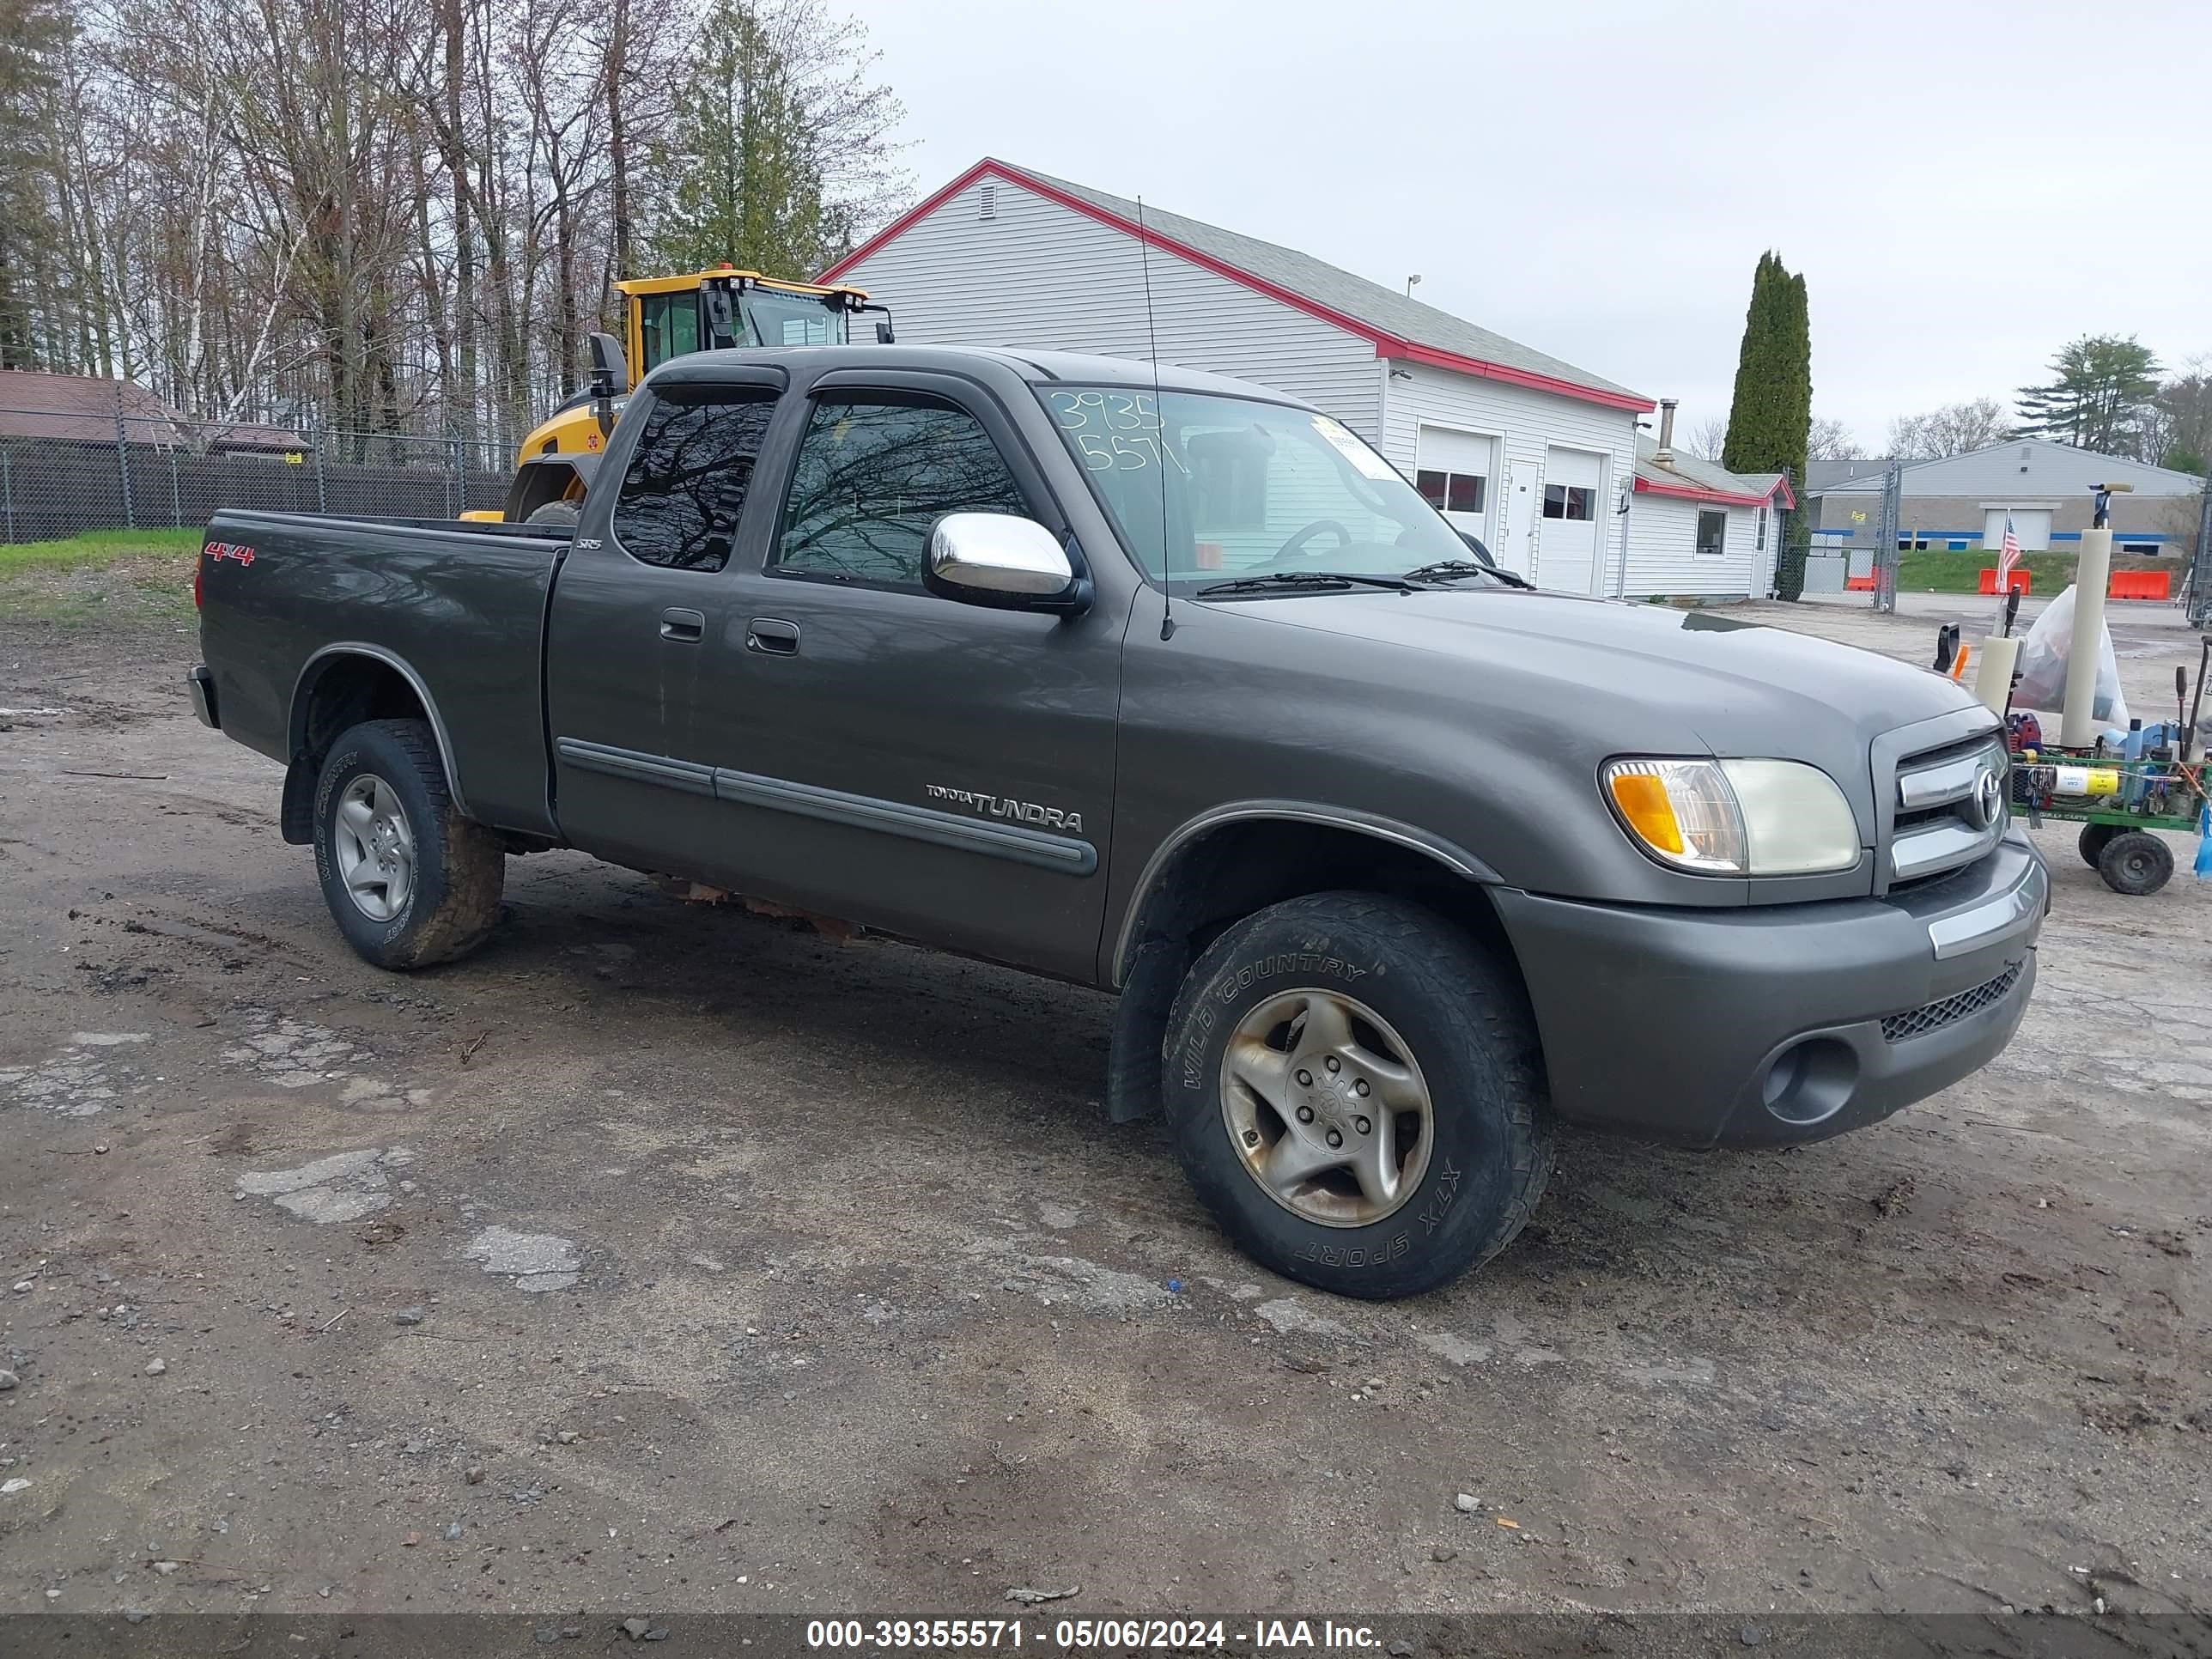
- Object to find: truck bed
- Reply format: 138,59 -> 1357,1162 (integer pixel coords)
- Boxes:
195,510 -> 571,837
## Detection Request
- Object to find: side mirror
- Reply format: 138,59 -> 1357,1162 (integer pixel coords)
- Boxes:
587,331 -> 627,440
587,331 -> 627,399
923,513 -> 1091,615
874,319 -> 896,344
1455,529 -> 1497,567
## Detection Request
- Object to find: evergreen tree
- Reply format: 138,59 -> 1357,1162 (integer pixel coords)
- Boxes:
646,0 -> 902,280
0,0 -> 72,370
1722,252 -> 1813,600
2014,334 -> 2161,456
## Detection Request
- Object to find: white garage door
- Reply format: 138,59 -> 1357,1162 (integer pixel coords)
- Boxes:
1415,426 -> 1496,547
1983,507 -> 2051,552
1540,447 -> 1604,594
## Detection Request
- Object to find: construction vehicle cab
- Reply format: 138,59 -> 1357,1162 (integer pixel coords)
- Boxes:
489,266 -> 887,526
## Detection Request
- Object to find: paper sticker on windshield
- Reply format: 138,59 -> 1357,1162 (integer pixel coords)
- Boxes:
1311,416 -> 1395,481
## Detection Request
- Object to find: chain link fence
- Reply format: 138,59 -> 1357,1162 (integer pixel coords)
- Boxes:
0,406 -> 511,544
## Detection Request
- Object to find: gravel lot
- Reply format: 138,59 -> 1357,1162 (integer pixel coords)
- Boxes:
1,594 -> 2206,1626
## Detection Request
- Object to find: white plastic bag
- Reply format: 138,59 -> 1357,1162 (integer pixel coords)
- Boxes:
2011,584 -> 2129,729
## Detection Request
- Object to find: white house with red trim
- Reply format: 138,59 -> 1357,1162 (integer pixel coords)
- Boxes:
1628,401 -> 1796,597
823,159 -> 1770,599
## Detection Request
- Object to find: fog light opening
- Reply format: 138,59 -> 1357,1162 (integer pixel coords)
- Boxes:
1759,1036 -> 1858,1127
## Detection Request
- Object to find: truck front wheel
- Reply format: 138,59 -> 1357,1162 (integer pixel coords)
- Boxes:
1162,891 -> 1553,1300
313,719 -> 505,969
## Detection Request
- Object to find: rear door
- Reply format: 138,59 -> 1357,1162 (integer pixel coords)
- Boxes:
684,368 -> 1126,981
544,366 -> 786,872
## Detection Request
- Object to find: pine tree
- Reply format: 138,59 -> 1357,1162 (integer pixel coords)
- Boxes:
2014,335 -> 2161,456
0,0 -> 73,370
1722,252 -> 1813,600
645,0 -> 903,280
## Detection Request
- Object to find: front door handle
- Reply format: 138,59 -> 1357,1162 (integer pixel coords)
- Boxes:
746,617 -> 801,656
659,607 -> 705,643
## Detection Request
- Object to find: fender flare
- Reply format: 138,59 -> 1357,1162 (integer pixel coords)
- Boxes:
289,642 -> 472,821
1109,800 -> 1503,987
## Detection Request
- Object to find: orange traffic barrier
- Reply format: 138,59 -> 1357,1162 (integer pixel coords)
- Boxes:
2107,570 -> 2171,600
1844,574 -> 1875,591
1978,568 -> 2032,595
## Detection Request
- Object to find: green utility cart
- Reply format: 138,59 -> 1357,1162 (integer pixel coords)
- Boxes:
2009,750 -> 2208,896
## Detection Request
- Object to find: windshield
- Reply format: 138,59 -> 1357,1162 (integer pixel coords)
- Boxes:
744,290 -> 847,347
1039,386 -> 1466,586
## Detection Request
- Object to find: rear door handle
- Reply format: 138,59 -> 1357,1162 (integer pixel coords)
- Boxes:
659,607 -> 705,643
746,617 -> 801,655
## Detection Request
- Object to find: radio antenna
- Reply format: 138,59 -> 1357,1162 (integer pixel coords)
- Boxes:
1136,195 -> 1176,641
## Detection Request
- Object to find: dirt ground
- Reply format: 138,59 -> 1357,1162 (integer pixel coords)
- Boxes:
1,592 -> 2206,1629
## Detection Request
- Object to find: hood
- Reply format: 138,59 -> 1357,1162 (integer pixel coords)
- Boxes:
1220,587 -> 1982,757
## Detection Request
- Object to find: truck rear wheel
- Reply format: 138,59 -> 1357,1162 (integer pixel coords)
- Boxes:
313,719 -> 505,969
1162,891 -> 1553,1300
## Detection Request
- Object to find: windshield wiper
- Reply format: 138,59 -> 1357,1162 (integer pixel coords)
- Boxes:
1193,570 -> 1417,598
1401,558 -> 1534,590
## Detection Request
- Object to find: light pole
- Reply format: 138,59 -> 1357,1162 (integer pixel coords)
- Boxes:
1405,275 -> 1421,298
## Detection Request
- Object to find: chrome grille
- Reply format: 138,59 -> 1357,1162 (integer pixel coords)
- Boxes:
1881,962 -> 2021,1042
1888,735 -> 2008,886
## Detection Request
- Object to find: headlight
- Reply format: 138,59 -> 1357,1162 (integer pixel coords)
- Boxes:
1603,757 -> 1860,876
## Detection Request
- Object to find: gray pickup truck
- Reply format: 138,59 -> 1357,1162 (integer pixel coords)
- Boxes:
190,343 -> 2046,1299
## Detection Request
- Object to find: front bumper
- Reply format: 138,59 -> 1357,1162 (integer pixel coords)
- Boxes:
1493,830 -> 2046,1148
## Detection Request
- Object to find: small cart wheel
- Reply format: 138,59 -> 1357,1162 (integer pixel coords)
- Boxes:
2077,823 -> 2119,867
2096,830 -> 2173,896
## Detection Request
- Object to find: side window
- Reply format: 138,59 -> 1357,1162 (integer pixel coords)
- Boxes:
609,389 -> 778,572
772,395 -> 1027,588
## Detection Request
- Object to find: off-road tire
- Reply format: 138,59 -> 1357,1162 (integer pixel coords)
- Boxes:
526,499 -> 581,530
313,719 -> 505,969
2077,822 -> 2118,867
1162,890 -> 1553,1300
2096,830 -> 2172,896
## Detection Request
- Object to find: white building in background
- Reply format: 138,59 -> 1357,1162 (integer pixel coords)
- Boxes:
1628,401 -> 1796,599
823,158 -> 1772,599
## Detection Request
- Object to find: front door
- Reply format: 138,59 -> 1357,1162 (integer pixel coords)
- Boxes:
685,371 -> 1127,982
1539,446 -> 1602,595
1500,458 -> 1539,578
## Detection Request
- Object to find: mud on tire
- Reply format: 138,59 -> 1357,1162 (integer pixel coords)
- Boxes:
313,718 -> 505,969
1162,890 -> 1553,1300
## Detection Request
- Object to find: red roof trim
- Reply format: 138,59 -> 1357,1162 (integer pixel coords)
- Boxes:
1636,476 -> 1759,507
1379,343 -> 1653,412
1634,473 -> 1792,509
822,160 -> 1656,416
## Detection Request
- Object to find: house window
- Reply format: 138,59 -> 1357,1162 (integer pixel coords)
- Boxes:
1895,536 -> 1929,551
1417,468 -> 1486,516
1756,507 -> 1768,550
1696,508 -> 1726,557
1542,484 -> 1594,520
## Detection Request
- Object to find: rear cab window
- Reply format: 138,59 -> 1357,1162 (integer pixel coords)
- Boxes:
609,388 -> 778,572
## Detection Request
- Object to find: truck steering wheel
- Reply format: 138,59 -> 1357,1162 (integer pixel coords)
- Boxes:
1273,520 -> 1352,562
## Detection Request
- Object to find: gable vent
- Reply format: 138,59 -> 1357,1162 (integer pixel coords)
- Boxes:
978,184 -> 996,221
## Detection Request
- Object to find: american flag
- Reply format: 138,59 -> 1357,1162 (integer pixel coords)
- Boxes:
1996,512 -> 2021,592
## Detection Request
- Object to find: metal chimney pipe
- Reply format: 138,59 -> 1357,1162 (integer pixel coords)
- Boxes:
1654,398 -> 1678,465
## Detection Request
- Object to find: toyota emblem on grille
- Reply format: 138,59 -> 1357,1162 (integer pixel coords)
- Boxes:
1969,765 -> 2004,830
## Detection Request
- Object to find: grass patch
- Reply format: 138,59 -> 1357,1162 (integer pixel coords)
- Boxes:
0,530 -> 201,628
1893,547 -> 2172,594
0,526 -> 203,572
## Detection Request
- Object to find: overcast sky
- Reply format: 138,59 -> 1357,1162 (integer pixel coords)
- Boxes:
842,0 -> 2208,450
